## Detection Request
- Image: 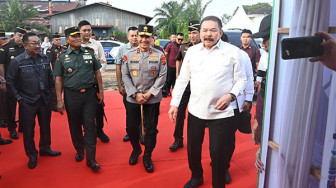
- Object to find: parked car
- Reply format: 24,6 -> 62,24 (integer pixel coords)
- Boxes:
98,40 -> 124,63
223,30 -> 259,48
158,39 -> 170,49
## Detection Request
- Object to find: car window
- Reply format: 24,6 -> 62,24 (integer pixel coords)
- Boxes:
224,31 -> 259,48
101,42 -> 120,48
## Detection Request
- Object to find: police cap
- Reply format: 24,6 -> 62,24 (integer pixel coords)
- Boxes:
138,24 -> 153,36
24,25 -> 32,31
64,27 -> 80,37
0,29 -> 5,37
52,32 -> 61,39
14,27 -> 27,34
188,20 -> 200,32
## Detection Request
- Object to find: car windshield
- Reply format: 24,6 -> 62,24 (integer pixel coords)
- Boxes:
101,42 -> 120,48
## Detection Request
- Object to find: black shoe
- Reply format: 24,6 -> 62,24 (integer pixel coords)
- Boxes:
97,131 -> 110,143
75,152 -> 84,162
0,138 -> 13,145
86,160 -> 100,171
129,148 -> 142,165
143,156 -> 154,173
28,156 -> 37,169
184,177 -> 204,188
9,130 -> 19,139
0,120 -> 6,128
225,169 -> 232,184
39,149 -> 61,156
123,134 -> 130,142
140,136 -> 145,145
169,141 -> 183,152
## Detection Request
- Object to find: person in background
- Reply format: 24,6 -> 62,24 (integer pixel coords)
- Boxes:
151,35 -> 164,53
164,33 -> 176,49
240,29 -> 261,75
0,30 -> 8,128
24,25 -> 32,33
154,34 -> 160,47
0,75 -> 12,145
91,32 -> 96,40
310,31 -> 336,71
78,20 -> 109,143
41,37 -> 51,54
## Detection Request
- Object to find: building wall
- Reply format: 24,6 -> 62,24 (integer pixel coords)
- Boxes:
50,4 -> 147,35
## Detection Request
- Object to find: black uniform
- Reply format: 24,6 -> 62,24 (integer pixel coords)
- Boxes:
0,40 -> 25,133
53,46 -> 102,162
6,51 -> 54,158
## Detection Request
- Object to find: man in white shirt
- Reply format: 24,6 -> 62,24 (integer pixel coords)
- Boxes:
168,16 -> 247,188
78,20 -> 109,143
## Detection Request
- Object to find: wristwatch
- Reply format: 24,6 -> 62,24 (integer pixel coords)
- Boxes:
229,93 -> 236,102
132,91 -> 139,98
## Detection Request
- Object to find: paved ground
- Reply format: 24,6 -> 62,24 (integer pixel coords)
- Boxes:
102,69 -> 118,91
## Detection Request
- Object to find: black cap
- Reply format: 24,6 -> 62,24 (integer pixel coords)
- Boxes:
188,20 -> 200,32
250,14 -> 272,38
64,27 -> 80,36
24,25 -> 31,31
138,24 -> 153,36
0,29 -> 5,37
14,27 -> 27,34
52,32 -> 61,39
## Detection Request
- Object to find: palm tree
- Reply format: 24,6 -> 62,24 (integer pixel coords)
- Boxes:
183,0 -> 213,21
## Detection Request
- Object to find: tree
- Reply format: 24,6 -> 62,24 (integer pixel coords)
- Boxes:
244,3 -> 272,15
0,0 -> 39,31
183,0 -> 213,21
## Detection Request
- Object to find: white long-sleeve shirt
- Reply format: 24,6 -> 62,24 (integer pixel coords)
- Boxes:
256,52 -> 269,82
232,50 -> 254,112
170,40 -> 247,120
81,38 -> 107,73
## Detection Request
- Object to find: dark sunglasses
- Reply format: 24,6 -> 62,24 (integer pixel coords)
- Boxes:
177,38 -> 183,41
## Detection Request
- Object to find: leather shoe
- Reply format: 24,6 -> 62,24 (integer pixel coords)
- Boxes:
86,160 -> 100,171
143,156 -> 154,173
39,149 -> 61,156
184,177 -> 204,188
129,148 -> 142,165
123,134 -> 130,142
9,130 -> 19,139
97,131 -> 110,143
169,141 -> 183,152
28,157 -> 37,169
75,152 -> 84,162
225,169 -> 232,184
0,138 -> 13,145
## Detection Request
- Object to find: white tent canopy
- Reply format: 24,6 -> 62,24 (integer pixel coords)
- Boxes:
223,5 -> 256,32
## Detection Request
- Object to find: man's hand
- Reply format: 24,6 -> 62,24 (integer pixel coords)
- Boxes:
252,119 -> 260,145
255,148 -> 264,173
168,106 -> 178,122
242,101 -> 251,112
0,77 -> 6,92
118,85 -> 126,96
143,92 -> 152,101
57,101 -> 65,115
135,93 -> 147,104
214,94 -> 232,111
309,32 -> 336,71
254,81 -> 261,91
98,90 -> 104,104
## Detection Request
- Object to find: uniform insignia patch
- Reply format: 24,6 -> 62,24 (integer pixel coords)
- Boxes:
161,56 -> 166,65
65,55 -> 69,58
149,48 -> 152,54
151,65 -> 156,69
131,57 -> 138,60
85,61 -> 88,64
83,55 -> 92,60
90,60 -> 92,64
132,70 -> 138,77
68,68 -> 72,73
151,53 -> 157,56
10,56 -> 14,60
65,58 -> 70,61
123,55 -> 127,64
137,48 -> 140,54
130,65 -> 138,69
151,71 -> 156,75
0,48 -> 4,51
149,57 -> 158,60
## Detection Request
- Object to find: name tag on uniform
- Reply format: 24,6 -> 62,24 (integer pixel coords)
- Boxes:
83,55 -> 92,60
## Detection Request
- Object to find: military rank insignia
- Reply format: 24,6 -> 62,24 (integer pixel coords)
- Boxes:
161,56 -> 166,65
132,70 -> 138,77
123,55 -> 127,64
151,71 -> 156,76
149,48 -> 152,54
137,48 -> 140,53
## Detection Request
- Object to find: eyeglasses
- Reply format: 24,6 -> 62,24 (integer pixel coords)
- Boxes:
177,38 -> 183,41
27,42 -> 41,46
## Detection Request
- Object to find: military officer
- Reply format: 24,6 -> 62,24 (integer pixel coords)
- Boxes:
24,25 -> 32,33
53,27 -> 104,171
122,24 -> 167,173
0,30 -> 8,128
0,26 -> 27,139
0,75 -> 12,145
6,32 -> 61,169
169,21 -> 201,152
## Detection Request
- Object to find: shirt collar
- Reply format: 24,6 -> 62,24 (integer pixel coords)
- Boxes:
240,44 -> 251,49
201,39 -> 222,51
67,46 -> 85,54
82,38 -> 93,45
23,50 -> 42,60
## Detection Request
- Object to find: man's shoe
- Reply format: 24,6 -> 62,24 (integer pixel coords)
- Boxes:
9,130 -> 18,139
75,152 -> 84,162
86,160 -> 100,171
0,138 -> 12,145
129,149 -> 142,165
143,156 -> 154,173
39,149 -> 61,156
169,141 -> 183,152
225,169 -> 232,184
123,134 -> 130,142
184,177 -> 204,188
28,157 -> 37,169
97,131 -> 110,143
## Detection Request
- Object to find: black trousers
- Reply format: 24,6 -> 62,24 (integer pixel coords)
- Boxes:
0,91 -> 5,121
125,101 -> 160,155
5,91 -> 17,131
187,113 -> 236,188
19,98 -> 51,159
64,86 -> 97,161
173,83 -> 191,142
96,103 -> 104,133
165,65 -> 176,92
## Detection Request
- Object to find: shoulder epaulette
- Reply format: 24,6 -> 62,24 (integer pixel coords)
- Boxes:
1,42 -> 9,47
48,46 -> 53,50
85,46 -> 94,51
57,50 -> 66,57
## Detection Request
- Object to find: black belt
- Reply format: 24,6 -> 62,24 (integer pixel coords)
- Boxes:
65,85 -> 94,93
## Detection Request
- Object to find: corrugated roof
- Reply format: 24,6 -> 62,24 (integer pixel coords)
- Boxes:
0,1 -> 79,13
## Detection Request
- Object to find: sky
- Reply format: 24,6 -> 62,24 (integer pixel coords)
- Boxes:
86,0 -> 273,25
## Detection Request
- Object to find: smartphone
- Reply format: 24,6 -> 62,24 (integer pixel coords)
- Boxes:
281,36 -> 324,60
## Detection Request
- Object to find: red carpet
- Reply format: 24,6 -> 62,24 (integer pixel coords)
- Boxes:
0,91 -> 259,188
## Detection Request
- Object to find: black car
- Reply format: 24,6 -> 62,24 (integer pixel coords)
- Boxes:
223,30 -> 260,48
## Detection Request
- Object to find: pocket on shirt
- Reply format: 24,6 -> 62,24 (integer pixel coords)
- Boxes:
129,63 -> 140,77
20,66 -> 34,80
148,64 -> 159,78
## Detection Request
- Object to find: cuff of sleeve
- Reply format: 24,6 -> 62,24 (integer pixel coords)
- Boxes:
148,88 -> 160,97
16,96 -> 22,101
256,76 -> 262,82
127,88 -> 138,98
170,98 -> 180,107
245,94 -> 253,102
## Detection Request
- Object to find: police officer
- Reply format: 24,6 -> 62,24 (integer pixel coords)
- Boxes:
0,75 -> 12,145
169,21 -> 201,152
122,24 -> 167,173
24,25 -> 32,33
0,26 -> 27,139
0,30 -> 8,128
54,27 -> 103,171
6,32 -> 61,169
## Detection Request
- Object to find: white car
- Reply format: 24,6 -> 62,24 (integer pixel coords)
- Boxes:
98,40 -> 124,63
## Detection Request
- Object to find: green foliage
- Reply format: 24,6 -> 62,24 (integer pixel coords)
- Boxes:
244,3 -> 272,15
32,25 -> 49,36
0,0 -> 39,31
153,0 -> 212,39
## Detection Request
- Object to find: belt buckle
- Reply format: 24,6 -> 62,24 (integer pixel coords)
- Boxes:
80,89 -> 86,93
